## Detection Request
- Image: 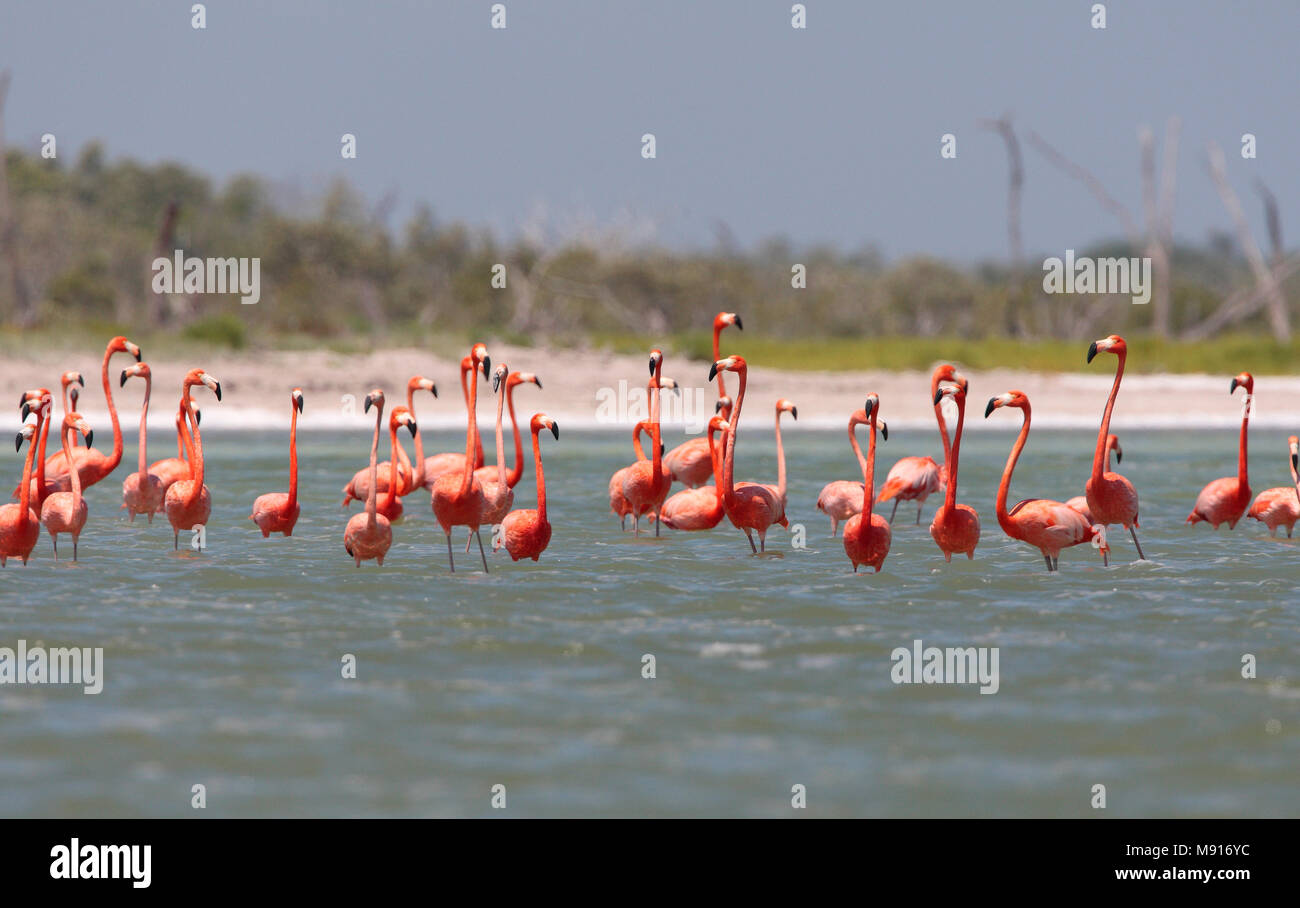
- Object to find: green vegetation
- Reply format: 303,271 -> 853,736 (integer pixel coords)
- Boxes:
1,142 -> 1296,373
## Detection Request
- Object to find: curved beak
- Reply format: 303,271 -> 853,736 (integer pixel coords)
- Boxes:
14,431 -> 23,451
1114,443 -> 1123,464
790,406 -> 798,421
84,429 -> 94,448
194,409 -> 201,427
733,315 -> 744,331
20,401 -> 30,420
1293,451 -> 1298,473
493,371 -> 502,393
364,394 -> 374,414
531,376 -> 542,390
708,361 -> 721,381
406,419 -> 417,437
1086,341 -> 1099,364
933,388 -> 945,406
120,370 -> 129,388
1229,377 -> 1239,393
984,397 -> 998,418
648,355 -> 657,376
549,420 -> 560,440
879,419 -> 889,441
481,355 -> 491,379
76,374 -> 85,386
294,395 -> 304,414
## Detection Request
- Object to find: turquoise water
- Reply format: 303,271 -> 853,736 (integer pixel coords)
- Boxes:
1,427 -> 1296,817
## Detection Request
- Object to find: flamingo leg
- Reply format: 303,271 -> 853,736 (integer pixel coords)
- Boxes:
620,514 -> 627,531
1129,526 -> 1146,559
173,530 -> 179,550
915,503 -> 922,525
73,538 -> 78,562
744,529 -> 757,554
465,530 -> 473,554
654,508 -> 661,537
51,536 -> 58,561
445,532 -> 456,573
632,514 -> 640,537
889,499 -> 899,523
829,516 -> 837,536
476,529 -> 490,573
1043,554 -> 1052,572
758,530 -> 767,552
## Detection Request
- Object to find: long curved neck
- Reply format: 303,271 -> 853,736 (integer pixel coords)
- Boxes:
932,373 -> 952,467
385,421 -> 402,510
712,323 -> 728,400
631,421 -> 648,461
506,384 -> 525,487
407,386 -> 425,489
137,376 -> 151,473
462,369 -> 484,468
532,428 -> 547,522
722,369 -> 745,505
183,406 -> 204,506
493,380 -> 507,486
35,407 -> 50,505
708,424 -> 724,496
63,425 -> 82,508
1237,395 -> 1250,488
176,412 -> 185,459
1092,350 -> 1125,480
461,366 -> 480,492
18,433 -> 36,522
996,404 -> 1032,537
365,407 -> 382,528
862,421 -> 879,519
774,408 -> 788,502
945,396 -> 966,509
287,402 -> 299,508
101,347 -> 124,472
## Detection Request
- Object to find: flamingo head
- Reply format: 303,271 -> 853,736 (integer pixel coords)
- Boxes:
15,422 -> 35,451
508,371 -> 541,392
714,395 -> 733,418
707,415 -> 730,435
708,355 -> 745,381
1230,372 -> 1254,395
1289,435 -> 1298,473
19,388 -> 52,420
109,336 -> 142,362
862,394 -> 887,439
470,343 -> 491,379
776,398 -> 798,421
1107,433 -> 1122,463
120,362 -> 151,387
648,349 -> 664,377
657,376 -> 680,393
291,388 -> 305,413
714,311 -> 743,332
933,380 -> 968,406
64,412 -> 93,449
530,412 -> 559,441
391,406 -> 417,437
61,371 -> 85,391
1087,334 -> 1126,363
183,368 -> 222,401
408,375 -> 438,399
985,389 -> 1028,418
491,363 -> 509,393
363,389 -> 385,414
70,386 -> 79,409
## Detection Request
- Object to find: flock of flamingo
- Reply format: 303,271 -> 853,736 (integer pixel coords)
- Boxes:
0,318 -> 1296,573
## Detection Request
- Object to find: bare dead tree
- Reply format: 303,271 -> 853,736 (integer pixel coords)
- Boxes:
1140,118 -> 1179,336
1255,180 -> 1283,267
1027,130 -> 1141,242
0,69 -> 34,326
1206,142 -> 1289,340
978,115 -> 1023,272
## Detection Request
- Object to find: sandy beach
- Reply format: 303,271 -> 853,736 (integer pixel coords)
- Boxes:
4,343 -> 1298,433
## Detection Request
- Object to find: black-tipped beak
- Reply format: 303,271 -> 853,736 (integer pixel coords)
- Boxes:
133,349 -> 141,362
120,370 -> 128,388
85,430 -> 93,448
481,356 -> 491,378
17,392 -> 26,411
734,315 -> 743,331
659,443 -> 665,458
648,356 -> 657,376
863,398 -> 875,416
14,432 -> 23,451
1115,446 -> 1123,464
76,374 -> 85,386
984,398 -> 998,418
790,407 -> 798,421
213,383 -> 222,402
430,385 -> 439,398
1229,378 -> 1239,393
933,389 -> 944,405
20,402 -> 30,420
714,399 -> 723,413
493,372 -> 502,393
1086,341 -> 1098,364
708,362 -> 719,381
364,396 -> 373,414
881,422 -> 889,441
550,422 -> 560,440
1293,453 -> 1298,472
406,420 -> 417,437
533,378 -> 542,390
195,410 -> 201,426
294,396 -> 304,414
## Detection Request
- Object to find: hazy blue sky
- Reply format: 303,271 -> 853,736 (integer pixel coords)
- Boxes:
2,0 -> 1297,261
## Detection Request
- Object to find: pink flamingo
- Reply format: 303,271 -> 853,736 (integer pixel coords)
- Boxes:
473,371 -> 542,488
877,363 -> 961,524
39,336 -> 141,492
621,352 -> 673,536
609,352 -> 671,531
164,370 -> 221,550
985,390 -> 1106,571
660,415 -> 730,531
1084,335 -> 1145,562
346,376 -> 434,508
734,398 -> 797,519
250,389 -> 304,537
344,390 -> 395,566
17,388 -> 55,506
422,356 -> 487,487
149,405 -> 199,493
40,412 -> 93,560
0,422 -> 41,566
816,406 -> 869,536
1065,434 -> 1121,522
432,343 -> 492,572
477,364 -> 515,530
663,311 -> 742,487
843,395 -> 892,572
929,380 -> 980,562
497,413 -> 559,561
120,363 -> 165,521
60,371 -> 84,447
711,355 -> 790,552
396,376 -> 437,498
1187,373 -> 1254,529
1247,435 -> 1300,537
